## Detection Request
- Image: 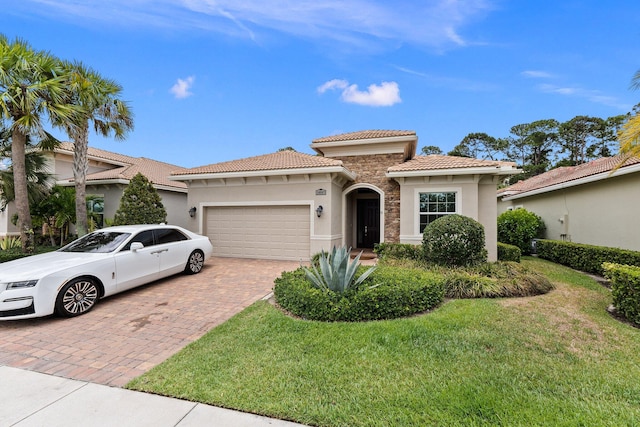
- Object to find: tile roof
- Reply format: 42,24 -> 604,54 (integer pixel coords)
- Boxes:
55,142 -> 187,189
498,155 -> 640,196
58,142 -> 136,165
388,155 -> 516,172
173,150 -> 344,176
312,130 -> 416,143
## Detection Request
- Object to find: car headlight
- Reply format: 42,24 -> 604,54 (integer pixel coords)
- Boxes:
6,280 -> 38,290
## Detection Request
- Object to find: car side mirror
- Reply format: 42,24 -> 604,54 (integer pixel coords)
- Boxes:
130,242 -> 144,251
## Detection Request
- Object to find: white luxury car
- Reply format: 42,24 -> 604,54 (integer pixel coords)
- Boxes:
0,224 -> 213,320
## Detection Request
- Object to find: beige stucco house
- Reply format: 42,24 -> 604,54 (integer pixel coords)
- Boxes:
498,155 -> 640,251
172,130 -> 518,261
0,143 -> 188,237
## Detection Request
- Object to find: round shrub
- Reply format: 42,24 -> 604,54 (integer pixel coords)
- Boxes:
422,214 -> 487,267
497,208 -> 545,255
273,266 -> 445,322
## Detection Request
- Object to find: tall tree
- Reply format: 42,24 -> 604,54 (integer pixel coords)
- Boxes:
0,131 -> 53,210
585,115 -> 627,159
448,132 -> 505,160
0,36 -> 78,251
420,145 -> 444,155
557,115 -> 601,166
61,61 -> 133,236
504,119 -> 558,180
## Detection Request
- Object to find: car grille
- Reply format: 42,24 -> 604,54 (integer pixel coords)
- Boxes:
0,302 -> 35,317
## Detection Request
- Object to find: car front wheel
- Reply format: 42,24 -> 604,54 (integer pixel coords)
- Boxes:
185,250 -> 205,274
55,278 -> 100,317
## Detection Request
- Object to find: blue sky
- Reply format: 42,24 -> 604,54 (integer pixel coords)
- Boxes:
2,0 -> 640,168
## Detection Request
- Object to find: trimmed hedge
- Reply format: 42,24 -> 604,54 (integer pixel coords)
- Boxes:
603,263 -> 640,325
497,242 -> 521,262
273,266 -> 445,322
373,243 -> 423,261
536,239 -> 640,276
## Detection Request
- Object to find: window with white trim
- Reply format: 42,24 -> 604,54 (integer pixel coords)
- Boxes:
419,192 -> 457,233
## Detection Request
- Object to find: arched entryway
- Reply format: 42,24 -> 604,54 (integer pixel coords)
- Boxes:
343,184 -> 384,249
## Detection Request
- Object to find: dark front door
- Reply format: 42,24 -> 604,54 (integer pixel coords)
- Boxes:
357,199 -> 380,248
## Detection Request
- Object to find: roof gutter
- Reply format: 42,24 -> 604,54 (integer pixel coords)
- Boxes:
56,179 -> 187,193
170,166 -> 357,182
386,165 -> 520,179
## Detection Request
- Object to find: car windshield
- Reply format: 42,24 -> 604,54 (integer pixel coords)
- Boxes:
60,231 -> 132,253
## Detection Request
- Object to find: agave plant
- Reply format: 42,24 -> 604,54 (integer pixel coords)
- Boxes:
304,246 -> 377,293
0,236 -> 21,251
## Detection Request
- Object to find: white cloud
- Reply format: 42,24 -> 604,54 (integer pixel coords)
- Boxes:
538,83 -> 631,110
317,79 -> 348,94
170,76 -> 195,99
318,79 -> 401,107
17,0 -> 495,51
521,70 -> 553,79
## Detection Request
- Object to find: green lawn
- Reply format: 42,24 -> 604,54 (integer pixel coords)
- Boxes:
127,258 -> 640,426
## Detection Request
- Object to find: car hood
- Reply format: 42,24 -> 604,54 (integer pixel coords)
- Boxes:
0,251 -> 110,282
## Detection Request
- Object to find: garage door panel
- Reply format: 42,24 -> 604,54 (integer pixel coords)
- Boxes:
206,205 -> 310,261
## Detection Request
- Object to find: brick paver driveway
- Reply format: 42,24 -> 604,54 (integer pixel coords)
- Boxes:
0,257 -> 299,387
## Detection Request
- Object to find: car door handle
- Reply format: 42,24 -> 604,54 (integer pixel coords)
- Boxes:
150,249 -> 168,254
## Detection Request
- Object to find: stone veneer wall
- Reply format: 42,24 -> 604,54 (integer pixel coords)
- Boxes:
334,153 -> 405,242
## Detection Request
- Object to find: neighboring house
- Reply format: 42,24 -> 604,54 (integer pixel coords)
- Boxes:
0,143 -> 188,237
498,155 -> 640,251
171,130 -> 518,261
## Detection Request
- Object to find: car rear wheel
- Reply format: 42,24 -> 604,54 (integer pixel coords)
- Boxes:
55,278 -> 99,317
185,250 -> 205,274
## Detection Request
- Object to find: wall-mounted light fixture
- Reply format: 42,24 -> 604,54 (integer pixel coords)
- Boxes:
188,206 -> 197,218
315,205 -> 323,218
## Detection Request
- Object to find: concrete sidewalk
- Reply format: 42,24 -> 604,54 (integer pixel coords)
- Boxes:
1,366 -> 306,427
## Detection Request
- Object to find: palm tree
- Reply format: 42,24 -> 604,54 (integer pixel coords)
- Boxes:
0,36 -> 79,251
61,61 -> 133,236
616,70 -> 640,165
0,129 -> 53,210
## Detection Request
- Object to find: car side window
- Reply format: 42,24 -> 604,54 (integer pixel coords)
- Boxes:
155,228 -> 188,244
122,230 -> 155,251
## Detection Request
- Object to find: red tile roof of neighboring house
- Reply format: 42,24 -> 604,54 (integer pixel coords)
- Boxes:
312,130 -> 416,143
498,155 -> 640,197
173,150 -> 344,176
388,155 -> 516,172
56,143 -> 187,189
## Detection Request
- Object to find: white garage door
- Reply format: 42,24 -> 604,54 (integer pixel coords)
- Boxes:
205,205 -> 311,261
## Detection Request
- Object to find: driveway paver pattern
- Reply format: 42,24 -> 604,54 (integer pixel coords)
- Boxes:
0,257 -> 299,387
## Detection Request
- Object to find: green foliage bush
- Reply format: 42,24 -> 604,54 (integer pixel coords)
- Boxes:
497,242 -> 521,262
441,262 -> 553,298
497,208 -> 545,255
603,263 -> 640,325
113,173 -> 167,225
0,246 -> 58,263
422,214 -> 487,267
537,239 -> 640,275
274,266 -> 445,322
373,242 -> 423,261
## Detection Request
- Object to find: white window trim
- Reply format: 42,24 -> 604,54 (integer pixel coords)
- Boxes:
414,187 -> 462,236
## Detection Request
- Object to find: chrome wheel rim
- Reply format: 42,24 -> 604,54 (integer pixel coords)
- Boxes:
189,251 -> 204,273
62,280 -> 98,315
